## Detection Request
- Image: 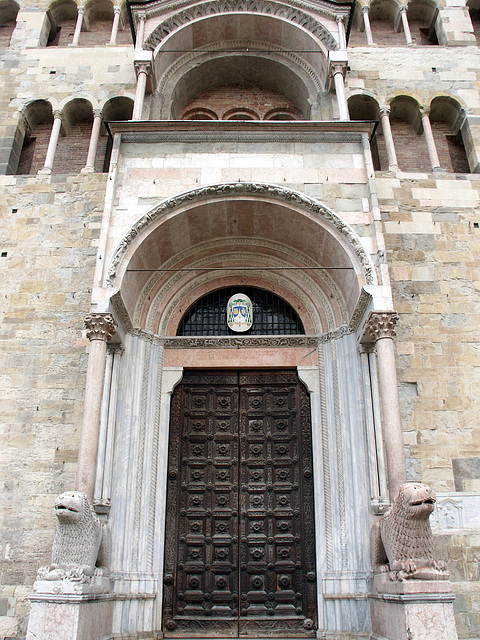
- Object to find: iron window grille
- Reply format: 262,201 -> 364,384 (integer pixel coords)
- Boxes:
177,286 -> 305,336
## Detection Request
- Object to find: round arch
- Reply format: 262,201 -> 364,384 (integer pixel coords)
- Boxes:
107,183 -> 376,335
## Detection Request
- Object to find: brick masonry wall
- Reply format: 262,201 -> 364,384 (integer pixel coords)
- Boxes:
0,21 -> 16,49
54,122 -> 91,174
16,124 -> 51,175
80,20 -> 114,47
180,86 -> 304,120
0,173 -> 107,638
390,119 -> 432,172
369,20 -> 406,46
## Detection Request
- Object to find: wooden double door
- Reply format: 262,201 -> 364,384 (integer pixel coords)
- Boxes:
163,370 -> 317,637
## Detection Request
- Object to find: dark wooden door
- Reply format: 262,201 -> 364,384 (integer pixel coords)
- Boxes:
163,370 -> 317,638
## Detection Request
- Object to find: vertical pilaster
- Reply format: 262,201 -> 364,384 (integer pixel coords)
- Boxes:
38,110 -> 62,175
76,313 -> 117,502
365,312 -> 407,501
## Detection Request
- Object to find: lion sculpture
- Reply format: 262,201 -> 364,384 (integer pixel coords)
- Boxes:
40,491 -> 108,581
372,482 -> 448,581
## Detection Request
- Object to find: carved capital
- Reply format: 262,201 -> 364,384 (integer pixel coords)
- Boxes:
113,5 -> 121,14
379,106 -> 390,119
85,313 -> 117,342
53,109 -> 64,121
364,311 -> 399,342
336,15 -> 344,23
419,106 -> 430,118
330,62 -> 347,77
137,11 -> 146,22
93,108 -> 103,119
135,61 -> 152,76
77,6 -> 85,15
398,5 -> 408,13
361,5 -> 370,14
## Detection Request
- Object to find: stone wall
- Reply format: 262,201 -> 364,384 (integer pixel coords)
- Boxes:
0,173 -> 107,638
380,171 -> 480,637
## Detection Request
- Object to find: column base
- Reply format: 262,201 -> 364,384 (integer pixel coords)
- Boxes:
26,575 -> 113,640
81,166 -> 95,174
370,574 -> 458,640
37,167 -> 52,175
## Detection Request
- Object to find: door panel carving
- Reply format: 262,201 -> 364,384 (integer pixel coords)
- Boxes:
163,370 -> 316,638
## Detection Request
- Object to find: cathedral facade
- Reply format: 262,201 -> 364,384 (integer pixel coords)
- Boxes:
1,0 -> 480,636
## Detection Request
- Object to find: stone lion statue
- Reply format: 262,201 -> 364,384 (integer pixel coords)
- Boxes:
39,491 -> 108,581
372,482 -> 448,581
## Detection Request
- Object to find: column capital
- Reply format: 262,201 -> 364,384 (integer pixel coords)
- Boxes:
330,62 -> 347,77
134,60 -> 152,77
93,108 -> 104,119
379,106 -> 390,118
419,105 -> 430,118
113,5 -> 121,14
77,5 -> 85,14
358,342 -> 375,355
85,313 -> 117,342
336,14 -> 345,22
361,5 -> 370,14
53,109 -> 64,120
398,5 -> 408,13
365,311 -> 399,342
137,11 -> 146,22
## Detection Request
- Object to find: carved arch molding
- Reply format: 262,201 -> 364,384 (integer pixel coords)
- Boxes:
106,182 -> 376,288
143,0 -> 342,53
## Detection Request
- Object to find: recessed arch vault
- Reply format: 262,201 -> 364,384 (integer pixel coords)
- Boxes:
107,183 -> 376,337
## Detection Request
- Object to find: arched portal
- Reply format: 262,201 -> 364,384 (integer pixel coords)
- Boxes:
99,184 -> 384,638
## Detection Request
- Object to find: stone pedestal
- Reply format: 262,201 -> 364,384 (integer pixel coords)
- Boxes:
26,576 -> 113,640
370,574 -> 458,640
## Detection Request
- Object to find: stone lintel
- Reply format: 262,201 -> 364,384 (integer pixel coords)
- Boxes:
106,119 -> 376,140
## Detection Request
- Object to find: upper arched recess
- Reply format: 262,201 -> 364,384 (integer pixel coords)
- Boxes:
129,0 -> 352,104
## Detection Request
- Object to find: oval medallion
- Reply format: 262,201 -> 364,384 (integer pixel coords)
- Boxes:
227,293 -> 253,333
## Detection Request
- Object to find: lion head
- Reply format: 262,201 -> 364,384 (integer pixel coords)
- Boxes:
396,482 -> 436,520
54,491 -> 91,524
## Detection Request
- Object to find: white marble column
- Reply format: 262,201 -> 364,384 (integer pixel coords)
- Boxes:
365,312 -> 407,501
337,15 -> 347,49
71,5 -> 84,46
76,313 -> 117,503
332,63 -> 349,121
82,109 -> 103,173
421,107 -> 442,171
399,6 -> 413,45
109,6 -> 121,44
135,12 -> 146,50
379,107 -> 399,171
38,110 -> 62,175
362,6 -> 374,45
132,61 -> 151,120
